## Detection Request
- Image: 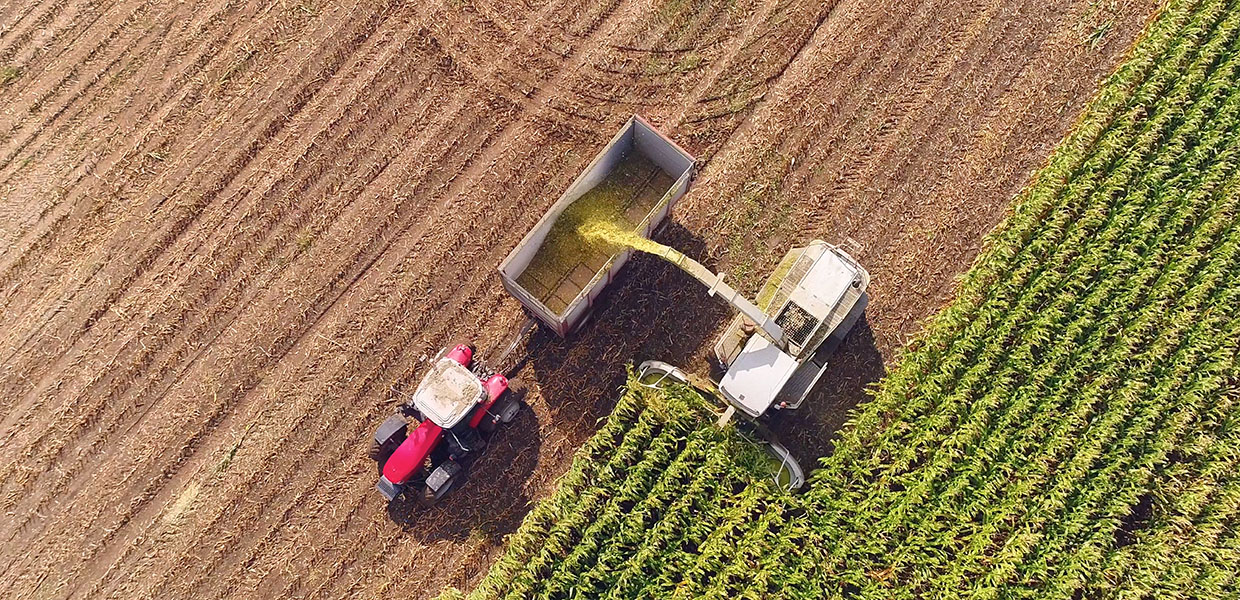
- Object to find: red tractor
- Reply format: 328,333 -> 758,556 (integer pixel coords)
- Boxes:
370,344 -> 523,505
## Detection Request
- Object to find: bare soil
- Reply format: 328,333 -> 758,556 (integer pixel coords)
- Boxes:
0,0 -> 1156,597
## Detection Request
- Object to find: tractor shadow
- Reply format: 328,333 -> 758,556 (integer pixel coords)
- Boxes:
384,402 -> 544,541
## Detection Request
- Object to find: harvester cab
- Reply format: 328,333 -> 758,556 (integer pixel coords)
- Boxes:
370,344 -> 524,506
638,240 -> 870,491
712,241 -> 870,418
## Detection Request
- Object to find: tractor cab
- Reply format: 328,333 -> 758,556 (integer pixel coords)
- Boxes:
412,354 -> 487,428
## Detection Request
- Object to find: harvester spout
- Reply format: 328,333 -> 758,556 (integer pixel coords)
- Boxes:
644,245 -> 787,349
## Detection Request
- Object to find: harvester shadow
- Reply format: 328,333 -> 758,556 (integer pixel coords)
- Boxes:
525,220 -> 886,470
765,317 -> 885,464
384,403 -> 543,542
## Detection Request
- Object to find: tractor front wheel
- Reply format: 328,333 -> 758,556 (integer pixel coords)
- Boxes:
370,414 -> 408,469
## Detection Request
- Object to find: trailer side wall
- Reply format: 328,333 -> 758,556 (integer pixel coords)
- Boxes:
498,116 -> 694,336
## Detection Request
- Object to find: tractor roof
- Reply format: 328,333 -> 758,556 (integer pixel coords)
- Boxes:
718,335 -> 799,418
414,358 -> 484,428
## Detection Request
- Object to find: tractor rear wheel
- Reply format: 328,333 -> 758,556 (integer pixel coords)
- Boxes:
480,379 -> 524,433
417,484 -> 446,508
417,462 -> 463,507
500,379 -> 526,424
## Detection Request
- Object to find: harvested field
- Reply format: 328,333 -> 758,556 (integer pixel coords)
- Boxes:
0,0 -> 1157,597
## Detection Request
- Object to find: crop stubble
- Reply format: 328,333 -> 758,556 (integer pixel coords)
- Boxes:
0,0 -> 1154,597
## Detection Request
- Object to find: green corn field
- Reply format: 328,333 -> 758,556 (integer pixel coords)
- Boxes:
440,375 -> 790,600
442,0 -> 1240,597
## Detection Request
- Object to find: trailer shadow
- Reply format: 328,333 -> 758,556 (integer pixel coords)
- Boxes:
384,403 -> 544,541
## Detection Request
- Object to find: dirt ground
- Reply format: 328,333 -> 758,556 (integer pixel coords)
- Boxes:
0,0 -> 1156,597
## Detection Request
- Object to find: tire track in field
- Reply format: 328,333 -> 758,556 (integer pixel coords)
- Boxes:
0,0 -> 314,275
683,0 -> 960,241
0,0 -> 426,552
776,0 -> 1005,239
838,0 -> 1076,249
0,0 -> 89,65
0,0 -> 161,149
0,0 -> 384,413
0,0 -> 251,186
557,0 -> 756,116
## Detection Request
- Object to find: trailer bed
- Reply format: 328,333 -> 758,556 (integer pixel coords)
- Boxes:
498,115 -> 695,337
514,152 -> 673,313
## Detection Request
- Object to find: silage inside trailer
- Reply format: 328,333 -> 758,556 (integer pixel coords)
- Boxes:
515,151 -> 673,313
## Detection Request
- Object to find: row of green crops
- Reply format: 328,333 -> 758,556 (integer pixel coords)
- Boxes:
438,375 -> 805,600
443,0 -> 1239,597
803,0 -> 1240,595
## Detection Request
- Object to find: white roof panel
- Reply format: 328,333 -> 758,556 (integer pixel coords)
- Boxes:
791,249 -> 856,316
414,358 -> 483,428
719,335 -> 799,417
